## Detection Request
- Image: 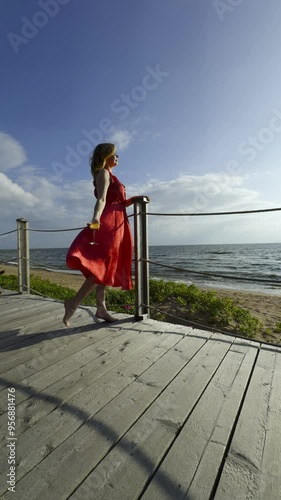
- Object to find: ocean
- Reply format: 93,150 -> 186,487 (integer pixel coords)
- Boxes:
1,243 -> 281,295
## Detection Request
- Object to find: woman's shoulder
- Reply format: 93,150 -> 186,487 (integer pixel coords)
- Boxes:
95,169 -> 111,183
97,168 -> 110,178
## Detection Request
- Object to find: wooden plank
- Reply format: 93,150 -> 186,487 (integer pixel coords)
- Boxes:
0,320 -> 197,442
0,328 -> 178,447
0,329 -> 189,495
0,306 -> 64,350
0,321 -> 150,396
0,321 -> 169,402
0,292 -> 37,302
0,311 -> 118,374
0,301 -> 62,329
0,304 -> 102,357
136,339 -> 258,500
0,316 -> 96,377
68,333 -> 234,499
0,291 -> 44,298
0,316 -> 88,365
0,291 -> 19,296
0,298 -> 59,320
0,316 -> 168,407
0,294 -> 58,313
0,314 -> 184,388
0,327 -> 118,402
0,308 -> 135,364
0,291 -> 48,299
2,331 -> 210,498
0,299 -> 49,320
256,348 -> 281,499
0,328 -> 129,426
0,324 -> 155,423
214,346 -> 281,500
0,302 -> 63,330
0,300 -> 115,353
261,342 -> 281,353
0,322 -> 91,368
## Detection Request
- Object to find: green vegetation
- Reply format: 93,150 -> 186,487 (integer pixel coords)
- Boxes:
273,322 -> 281,333
0,273 -> 279,340
0,273 -> 135,310
149,280 -> 263,338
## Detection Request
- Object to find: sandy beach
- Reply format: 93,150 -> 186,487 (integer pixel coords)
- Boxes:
1,263 -> 280,343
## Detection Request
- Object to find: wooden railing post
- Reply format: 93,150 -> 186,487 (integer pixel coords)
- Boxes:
133,197 -> 150,320
17,218 -> 30,294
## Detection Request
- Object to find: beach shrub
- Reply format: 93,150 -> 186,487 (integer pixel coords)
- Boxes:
148,279 -> 264,338
273,322 -> 281,333
264,328 -> 273,336
0,274 -> 76,301
0,273 -> 135,313
0,273 -> 267,338
0,274 -> 18,291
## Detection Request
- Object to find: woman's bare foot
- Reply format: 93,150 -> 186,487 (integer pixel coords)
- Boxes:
95,305 -> 117,323
63,299 -> 77,327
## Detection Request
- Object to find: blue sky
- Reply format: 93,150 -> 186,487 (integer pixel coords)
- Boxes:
1,0 -> 281,248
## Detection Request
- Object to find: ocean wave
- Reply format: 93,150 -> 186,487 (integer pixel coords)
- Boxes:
207,251 -> 233,255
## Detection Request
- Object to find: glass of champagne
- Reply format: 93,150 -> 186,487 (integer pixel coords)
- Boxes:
88,222 -> 100,245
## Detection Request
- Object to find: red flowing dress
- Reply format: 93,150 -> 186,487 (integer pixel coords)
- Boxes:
66,172 -> 133,290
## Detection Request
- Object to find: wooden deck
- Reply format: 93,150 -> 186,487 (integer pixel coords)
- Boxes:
0,291 -> 281,499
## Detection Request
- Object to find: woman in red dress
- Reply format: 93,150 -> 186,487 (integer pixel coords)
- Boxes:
63,143 -> 137,327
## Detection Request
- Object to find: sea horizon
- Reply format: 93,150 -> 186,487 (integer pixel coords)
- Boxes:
1,242 -> 281,296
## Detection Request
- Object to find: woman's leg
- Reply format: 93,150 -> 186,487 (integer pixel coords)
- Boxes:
63,275 -> 96,327
95,284 -> 117,322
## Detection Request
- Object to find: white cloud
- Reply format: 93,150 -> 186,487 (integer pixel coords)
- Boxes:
125,173 -> 280,245
0,170 -> 96,248
1,167 -> 280,249
0,173 -> 39,210
0,132 -> 27,171
107,129 -> 133,150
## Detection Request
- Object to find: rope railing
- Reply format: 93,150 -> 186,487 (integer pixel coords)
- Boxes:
28,286 -> 50,298
4,220 -> 134,234
0,229 -> 17,237
22,257 -> 136,313
141,303 -> 281,347
19,256 -> 136,314
142,258 -> 281,286
0,257 -> 18,265
2,202 -> 280,324
3,204 -> 277,236
28,226 -> 84,232
23,256 -> 58,269
11,253 -> 279,301
26,284 -> 134,313
143,302 -> 281,350
2,206 -> 278,235
146,207 -> 281,216
142,303 -> 247,337
21,255 -> 136,271
11,200 -> 149,320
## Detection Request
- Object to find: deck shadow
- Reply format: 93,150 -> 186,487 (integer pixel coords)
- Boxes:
0,376 -> 194,498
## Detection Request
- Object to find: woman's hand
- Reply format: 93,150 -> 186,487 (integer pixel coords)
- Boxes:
87,221 -> 101,230
125,195 -> 150,207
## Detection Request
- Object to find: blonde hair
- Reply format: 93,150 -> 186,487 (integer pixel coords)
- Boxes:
90,143 -> 116,178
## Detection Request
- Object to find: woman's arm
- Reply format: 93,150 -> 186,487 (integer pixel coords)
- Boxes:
124,197 -> 134,208
91,169 -> 110,223
125,195 -> 150,208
